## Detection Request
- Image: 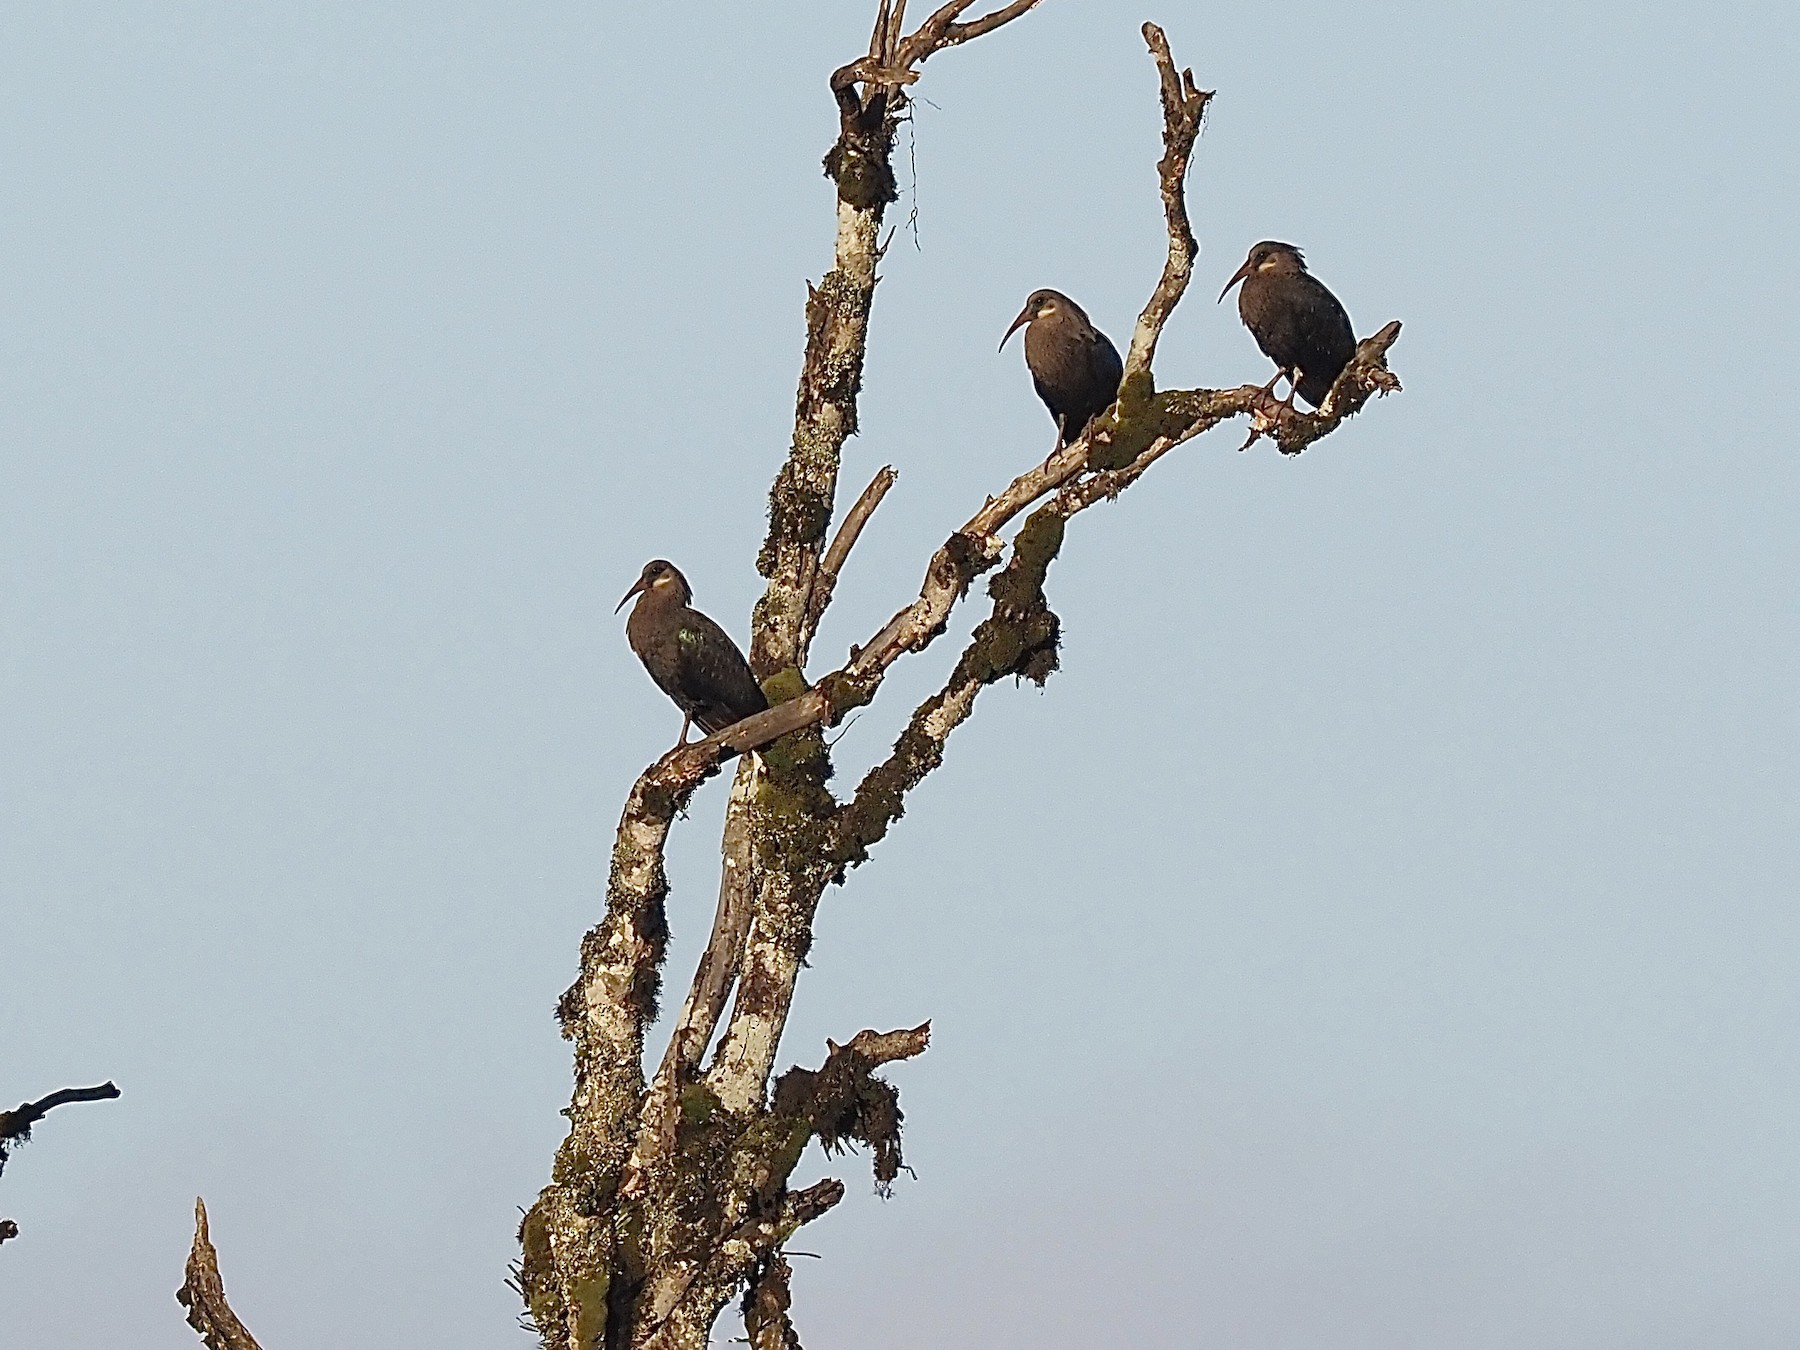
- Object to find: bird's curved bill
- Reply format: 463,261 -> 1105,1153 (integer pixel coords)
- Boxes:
1218,259 -> 1255,303
998,305 -> 1034,351
615,577 -> 650,613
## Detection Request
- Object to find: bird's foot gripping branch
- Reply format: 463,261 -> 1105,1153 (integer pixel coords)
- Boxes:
1234,318 -> 1404,454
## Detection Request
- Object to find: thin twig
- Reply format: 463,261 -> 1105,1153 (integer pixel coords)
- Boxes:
894,0 -> 979,66
801,464 -> 898,651
941,0 -> 1044,49
896,0 -> 1044,65
818,465 -> 898,593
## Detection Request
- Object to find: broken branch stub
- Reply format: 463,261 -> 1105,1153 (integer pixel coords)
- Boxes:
772,1025 -> 930,1195
176,1199 -> 264,1350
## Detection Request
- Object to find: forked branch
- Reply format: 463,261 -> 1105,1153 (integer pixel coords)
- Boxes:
743,1254 -> 804,1350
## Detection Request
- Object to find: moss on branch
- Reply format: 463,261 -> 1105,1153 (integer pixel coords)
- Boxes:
828,506 -> 1067,875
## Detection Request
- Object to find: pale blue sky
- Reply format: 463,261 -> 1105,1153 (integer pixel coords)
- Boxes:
3,3 -> 1797,1347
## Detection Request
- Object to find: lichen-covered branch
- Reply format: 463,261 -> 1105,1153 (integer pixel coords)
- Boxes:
641,1180 -> 844,1350
756,1 -> 1042,681
829,506 -> 1065,874
742,1254 -> 803,1350
520,9 -> 1053,1345
556,757 -> 718,1147
702,723 -> 840,1114
663,764 -> 761,1080
621,1027 -> 916,1350
628,759 -> 762,1187
1124,23 -> 1211,380
176,1199 -> 264,1350
520,751 -> 723,1350
771,1025 -> 930,1194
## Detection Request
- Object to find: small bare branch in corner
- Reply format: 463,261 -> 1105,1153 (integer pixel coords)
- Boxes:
1125,23 -> 1213,380
0,1081 -> 121,1179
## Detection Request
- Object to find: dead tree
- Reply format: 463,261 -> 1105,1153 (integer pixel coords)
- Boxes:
177,5 -> 1401,1347
513,7 -> 1399,1348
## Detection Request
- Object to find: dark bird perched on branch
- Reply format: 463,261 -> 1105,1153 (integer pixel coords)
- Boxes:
618,560 -> 767,748
1000,289 -> 1123,452
1219,241 -> 1357,410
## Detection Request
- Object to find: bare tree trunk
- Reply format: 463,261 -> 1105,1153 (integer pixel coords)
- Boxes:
170,7 -> 1403,1348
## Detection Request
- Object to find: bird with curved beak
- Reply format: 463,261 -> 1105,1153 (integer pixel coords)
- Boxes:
617,560 -> 768,749
1219,241 -> 1357,411
1000,288 -> 1123,457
